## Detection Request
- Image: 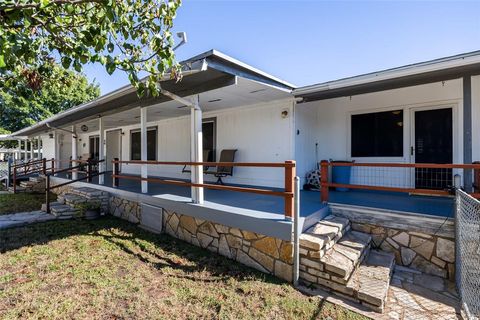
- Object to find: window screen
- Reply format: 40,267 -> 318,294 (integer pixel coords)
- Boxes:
351,110 -> 403,157
130,127 -> 157,160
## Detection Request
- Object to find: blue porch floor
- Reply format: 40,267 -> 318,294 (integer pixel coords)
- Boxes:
55,172 -> 454,218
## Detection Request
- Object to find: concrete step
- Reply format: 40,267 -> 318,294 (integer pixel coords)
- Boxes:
69,187 -> 108,200
300,215 -> 350,258
346,250 -> 395,312
8,186 -> 26,193
320,230 -> 372,281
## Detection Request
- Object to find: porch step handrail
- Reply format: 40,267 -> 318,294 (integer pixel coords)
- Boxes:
320,160 -> 480,202
44,159 -> 106,214
111,159 -> 296,219
12,158 -> 55,193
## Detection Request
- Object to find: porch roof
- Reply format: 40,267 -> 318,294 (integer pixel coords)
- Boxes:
295,50 -> 480,101
8,50 -> 295,138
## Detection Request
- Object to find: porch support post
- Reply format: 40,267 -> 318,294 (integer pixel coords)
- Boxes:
463,76 -> 473,192
16,139 -> 20,161
190,97 -> 204,204
37,136 -> 41,159
140,107 -> 148,193
23,139 -> 27,161
98,117 -> 105,185
29,139 -> 34,160
72,125 -> 78,180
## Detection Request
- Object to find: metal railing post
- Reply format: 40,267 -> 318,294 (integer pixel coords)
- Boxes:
113,158 -> 119,187
7,158 -> 12,187
42,158 -> 46,175
293,176 -> 300,286
320,160 -> 329,202
284,160 -> 296,220
13,166 -> 17,193
87,158 -> 92,183
51,158 -> 55,174
46,174 -> 51,214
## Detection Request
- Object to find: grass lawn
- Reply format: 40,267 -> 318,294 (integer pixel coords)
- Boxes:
0,217 -> 367,320
0,192 -> 57,215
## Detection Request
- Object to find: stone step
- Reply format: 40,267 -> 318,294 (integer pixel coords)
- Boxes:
49,204 -> 80,217
320,230 -> 372,281
8,186 -> 26,193
69,187 -> 108,199
29,176 -> 45,183
300,215 -> 350,257
58,193 -> 89,206
346,250 -> 395,312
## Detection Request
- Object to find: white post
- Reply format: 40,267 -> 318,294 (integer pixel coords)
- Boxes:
30,139 -> 34,160
140,107 -> 148,193
190,97 -> 204,204
16,139 -> 20,161
99,117 -> 105,185
23,139 -> 28,161
37,136 -> 41,159
72,126 -> 78,180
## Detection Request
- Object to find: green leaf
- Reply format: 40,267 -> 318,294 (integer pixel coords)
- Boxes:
0,55 -> 5,68
61,56 -> 72,69
106,62 -> 116,75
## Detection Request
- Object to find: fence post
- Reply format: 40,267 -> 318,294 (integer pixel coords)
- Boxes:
321,160 -> 329,202
42,158 -> 46,175
284,160 -> 296,220
293,176 -> 300,286
51,158 -> 55,174
46,174 -> 50,214
87,158 -> 92,183
113,158 -> 119,187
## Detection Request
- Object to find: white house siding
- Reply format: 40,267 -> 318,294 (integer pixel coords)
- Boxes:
295,78 -> 480,188
71,99 -> 295,188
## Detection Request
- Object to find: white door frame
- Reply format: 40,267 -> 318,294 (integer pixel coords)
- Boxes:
409,103 -> 458,186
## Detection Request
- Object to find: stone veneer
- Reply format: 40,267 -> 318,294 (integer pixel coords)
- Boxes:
107,197 -> 294,282
110,196 -> 142,224
162,210 -> 294,282
350,222 -> 455,280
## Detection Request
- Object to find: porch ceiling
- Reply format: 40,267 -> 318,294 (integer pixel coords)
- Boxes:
58,77 -> 292,132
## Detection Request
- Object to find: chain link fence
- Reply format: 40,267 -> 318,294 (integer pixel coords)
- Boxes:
456,189 -> 480,319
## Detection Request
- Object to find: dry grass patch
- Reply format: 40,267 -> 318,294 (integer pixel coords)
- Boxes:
0,217 -> 367,319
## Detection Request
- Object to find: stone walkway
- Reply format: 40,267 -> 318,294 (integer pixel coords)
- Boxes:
299,265 -> 461,320
383,266 -> 460,320
0,211 -> 66,229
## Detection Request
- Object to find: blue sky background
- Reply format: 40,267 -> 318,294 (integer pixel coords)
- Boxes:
83,0 -> 480,94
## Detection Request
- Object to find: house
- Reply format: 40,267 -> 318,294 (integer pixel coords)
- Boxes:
2,49 -> 479,312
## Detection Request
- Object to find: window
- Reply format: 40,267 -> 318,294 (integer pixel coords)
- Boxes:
351,110 -> 403,157
130,127 -> 157,160
203,118 -> 216,161
89,136 -> 100,160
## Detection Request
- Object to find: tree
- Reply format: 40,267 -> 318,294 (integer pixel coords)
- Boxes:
0,63 -> 100,136
0,0 -> 182,96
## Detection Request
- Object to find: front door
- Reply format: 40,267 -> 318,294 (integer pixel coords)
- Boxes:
414,107 -> 453,189
106,130 -> 121,171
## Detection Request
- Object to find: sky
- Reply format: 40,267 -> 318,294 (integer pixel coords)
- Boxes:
83,0 -> 480,95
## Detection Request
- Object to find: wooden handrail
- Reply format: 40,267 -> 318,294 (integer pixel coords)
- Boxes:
320,160 -> 480,202
112,174 -> 293,198
327,162 -> 480,169
112,160 -> 295,168
112,158 -> 297,218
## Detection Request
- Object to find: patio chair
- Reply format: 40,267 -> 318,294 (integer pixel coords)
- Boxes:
182,150 -> 212,173
205,149 -> 237,185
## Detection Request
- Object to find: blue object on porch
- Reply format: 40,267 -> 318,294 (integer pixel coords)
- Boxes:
332,161 -> 352,192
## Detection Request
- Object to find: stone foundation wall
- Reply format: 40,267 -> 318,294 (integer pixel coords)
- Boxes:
351,222 -> 455,280
109,196 -> 142,224
163,210 -> 294,282
107,197 -> 294,282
